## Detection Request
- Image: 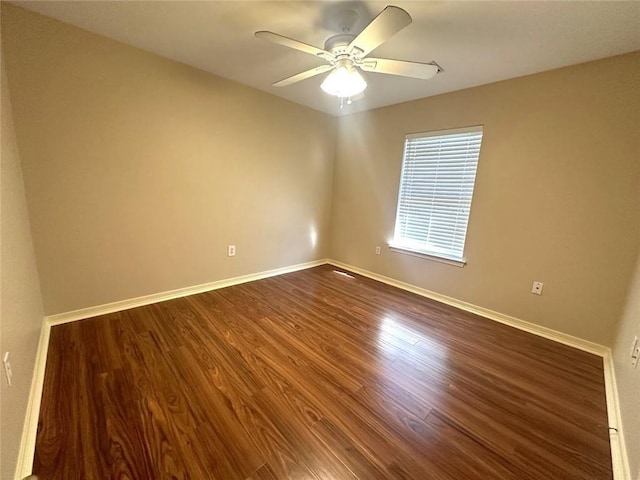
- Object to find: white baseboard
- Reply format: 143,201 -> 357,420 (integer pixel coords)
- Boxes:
14,318 -> 51,480
603,353 -> 631,480
16,258 -> 327,478
327,259 -> 628,479
46,258 -> 328,326
327,259 -> 608,356
19,257 -> 629,479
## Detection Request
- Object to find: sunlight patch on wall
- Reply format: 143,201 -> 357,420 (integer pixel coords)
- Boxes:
310,225 -> 318,249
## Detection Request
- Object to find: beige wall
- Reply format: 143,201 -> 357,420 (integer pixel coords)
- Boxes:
2,3 -> 639,474
331,52 -> 640,346
613,249 -> 640,477
1,4 -> 336,315
0,54 -> 45,478
4,5 -> 637,347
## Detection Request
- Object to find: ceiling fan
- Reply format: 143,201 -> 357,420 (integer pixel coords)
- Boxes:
255,5 -> 441,106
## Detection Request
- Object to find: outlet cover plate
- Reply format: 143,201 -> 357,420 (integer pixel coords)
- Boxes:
531,281 -> 543,295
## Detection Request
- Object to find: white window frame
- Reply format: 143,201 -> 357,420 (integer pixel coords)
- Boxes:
390,126 -> 483,267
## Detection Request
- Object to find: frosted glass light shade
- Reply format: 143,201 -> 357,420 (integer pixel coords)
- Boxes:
320,67 -> 367,98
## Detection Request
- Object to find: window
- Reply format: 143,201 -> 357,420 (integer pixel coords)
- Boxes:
391,126 -> 483,265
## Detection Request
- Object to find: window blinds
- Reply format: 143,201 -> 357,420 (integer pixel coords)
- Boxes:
393,126 -> 483,262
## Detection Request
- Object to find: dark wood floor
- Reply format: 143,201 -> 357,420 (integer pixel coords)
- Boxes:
34,265 -> 612,479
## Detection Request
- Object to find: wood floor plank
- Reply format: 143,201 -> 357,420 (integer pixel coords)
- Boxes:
246,463 -> 279,480
34,265 -> 612,479
310,417 -> 392,479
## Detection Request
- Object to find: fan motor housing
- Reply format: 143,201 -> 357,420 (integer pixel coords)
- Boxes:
324,34 -> 356,55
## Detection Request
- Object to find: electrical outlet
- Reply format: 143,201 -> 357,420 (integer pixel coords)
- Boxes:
3,352 -> 12,387
375,246 -> 381,255
531,281 -> 543,295
227,245 -> 236,257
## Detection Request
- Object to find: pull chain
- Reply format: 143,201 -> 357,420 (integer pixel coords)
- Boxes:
339,97 -> 353,110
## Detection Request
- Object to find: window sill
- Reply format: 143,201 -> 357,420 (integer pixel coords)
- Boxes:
388,244 -> 466,268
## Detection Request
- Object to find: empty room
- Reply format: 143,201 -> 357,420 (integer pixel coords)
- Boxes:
1,1 -> 639,479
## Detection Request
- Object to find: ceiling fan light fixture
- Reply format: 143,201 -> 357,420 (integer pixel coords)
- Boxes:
257,6 -> 439,109
320,66 -> 367,98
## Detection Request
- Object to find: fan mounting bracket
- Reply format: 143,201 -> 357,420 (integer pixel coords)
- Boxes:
334,9 -> 359,34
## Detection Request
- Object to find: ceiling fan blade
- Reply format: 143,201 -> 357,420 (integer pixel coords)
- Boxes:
255,31 -> 334,60
361,58 -> 440,80
348,6 -> 412,58
273,65 -> 334,87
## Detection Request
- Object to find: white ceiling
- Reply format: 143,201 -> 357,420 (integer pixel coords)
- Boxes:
13,1 -> 640,116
